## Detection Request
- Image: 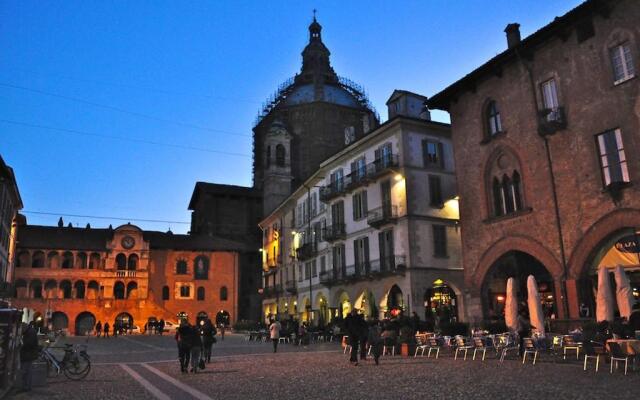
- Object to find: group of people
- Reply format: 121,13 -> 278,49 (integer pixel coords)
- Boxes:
175,318 -> 217,373
94,320 -> 136,337
144,319 -> 166,335
344,309 -> 384,366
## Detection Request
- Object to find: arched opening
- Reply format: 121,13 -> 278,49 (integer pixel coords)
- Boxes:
62,251 -> 74,269
115,253 -> 127,270
194,256 -> 209,280
336,291 -> 351,319
196,311 -> 208,325
215,310 -> 230,326
220,286 -> 228,301
126,282 -> 138,299
162,285 -> 170,300
580,228 -> 640,317
354,289 -> 377,320
51,311 -> 69,331
87,281 -> 99,300
115,312 -> 133,330
113,281 -> 125,299
44,279 -> 57,299
127,254 -> 139,270
31,251 -> 45,268
14,279 -> 27,298
384,285 -> 404,318
197,287 -> 205,301
17,251 -> 30,268
30,280 -> 43,299
47,251 -> 60,269
89,252 -> 101,269
75,312 -> 96,336
481,251 -> 556,321
74,281 -> 85,299
275,144 -> 286,167
59,280 -> 72,299
315,294 -> 330,327
425,279 -> 458,329
76,252 -> 87,269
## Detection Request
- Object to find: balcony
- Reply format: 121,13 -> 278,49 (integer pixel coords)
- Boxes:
319,155 -> 400,202
285,279 -> 297,294
115,270 -> 138,278
322,224 -> 346,242
319,268 -> 344,286
262,284 -> 283,299
296,242 -> 318,261
367,204 -> 399,227
371,255 -> 406,276
537,107 -> 566,136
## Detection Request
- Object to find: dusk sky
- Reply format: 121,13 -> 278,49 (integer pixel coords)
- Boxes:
1,0 -> 582,233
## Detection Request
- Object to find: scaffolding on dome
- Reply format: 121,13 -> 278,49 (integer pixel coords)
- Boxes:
253,75 -> 378,127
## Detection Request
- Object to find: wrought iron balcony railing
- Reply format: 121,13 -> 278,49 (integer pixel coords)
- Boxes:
537,107 -> 567,136
322,224 -> 346,242
367,204 -> 399,227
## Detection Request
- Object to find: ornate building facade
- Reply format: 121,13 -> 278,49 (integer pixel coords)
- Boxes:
428,0 -> 640,321
13,220 -> 246,335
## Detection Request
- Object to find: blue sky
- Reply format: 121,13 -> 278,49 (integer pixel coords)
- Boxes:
0,0 -> 582,233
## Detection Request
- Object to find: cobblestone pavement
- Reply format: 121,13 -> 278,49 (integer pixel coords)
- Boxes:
8,334 -> 640,399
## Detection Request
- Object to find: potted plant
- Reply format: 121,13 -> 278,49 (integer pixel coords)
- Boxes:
398,325 -> 415,357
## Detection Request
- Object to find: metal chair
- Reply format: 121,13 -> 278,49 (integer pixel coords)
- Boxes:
582,341 -> 602,372
522,338 -> 538,365
608,342 -> 632,375
454,336 -> 474,360
414,335 -> 428,357
472,337 -> 493,361
427,338 -> 442,359
562,335 -> 581,360
382,337 -> 396,356
498,335 -> 519,363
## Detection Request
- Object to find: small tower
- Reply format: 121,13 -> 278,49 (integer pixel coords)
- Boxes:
263,120 -> 293,215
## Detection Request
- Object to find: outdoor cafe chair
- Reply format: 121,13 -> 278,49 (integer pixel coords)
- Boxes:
427,338 -> 442,359
472,337 -> 493,361
562,335 -> 581,360
499,335 -> 519,363
382,337 -> 397,356
522,338 -> 538,365
454,336 -> 474,360
608,342 -> 633,375
414,335 -> 428,357
582,341 -> 603,372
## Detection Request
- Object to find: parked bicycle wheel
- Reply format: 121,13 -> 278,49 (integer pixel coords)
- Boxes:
63,352 -> 91,380
38,351 -> 59,378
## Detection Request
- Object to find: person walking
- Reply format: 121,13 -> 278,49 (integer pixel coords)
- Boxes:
103,322 -> 110,338
175,321 -> 193,373
219,323 -> 225,341
158,319 -> 165,336
19,322 -> 39,393
95,321 -> 102,338
269,319 -> 281,353
368,320 -> 383,365
190,323 -> 202,373
200,319 -> 216,363
345,309 -> 364,366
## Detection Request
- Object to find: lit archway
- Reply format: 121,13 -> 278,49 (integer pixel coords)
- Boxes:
424,279 -> 458,327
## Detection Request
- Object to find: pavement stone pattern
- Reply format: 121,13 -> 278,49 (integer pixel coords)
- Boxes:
7,333 -> 639,399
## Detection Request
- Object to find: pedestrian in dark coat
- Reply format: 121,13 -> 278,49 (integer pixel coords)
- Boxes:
103,322 -> 110,338
200,319 -> 216,363
176,321 -> 194,373
344,309 -> 365,365
368,321 -> 383,365
20,323 -> 39,392
95,321 -> 102,338
158,319 -> 165,336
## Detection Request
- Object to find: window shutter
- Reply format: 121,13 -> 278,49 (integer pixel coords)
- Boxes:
421,140 -> 427,166
363,237 -> 370,263
437,142 -> 445,168
374,148 -> 381,162
352,195 -> 358,220
350,162 -> 357,176
378,232 -> 385,261
362,190 -> 368,214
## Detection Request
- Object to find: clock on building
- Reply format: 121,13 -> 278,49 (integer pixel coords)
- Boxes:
121,236 -> 135,249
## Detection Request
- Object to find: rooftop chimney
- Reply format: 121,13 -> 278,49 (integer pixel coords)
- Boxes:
505,23 -> 521,49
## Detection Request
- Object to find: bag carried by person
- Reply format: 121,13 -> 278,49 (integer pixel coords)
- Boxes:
198,357 -> 206,370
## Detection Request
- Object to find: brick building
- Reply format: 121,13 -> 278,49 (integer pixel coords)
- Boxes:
428,0 -> 640,320
13,220 -> 246,335
0,155 -> 22,302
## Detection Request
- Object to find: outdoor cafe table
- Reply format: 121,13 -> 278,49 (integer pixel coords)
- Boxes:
607,339 -> 640,355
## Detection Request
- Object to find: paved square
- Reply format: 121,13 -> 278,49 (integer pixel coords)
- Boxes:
10,334 -> 640,400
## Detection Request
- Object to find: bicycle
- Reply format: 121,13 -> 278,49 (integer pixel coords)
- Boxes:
39,343 -> 91,380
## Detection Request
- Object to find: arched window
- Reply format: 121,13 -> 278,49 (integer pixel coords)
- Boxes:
220,286 -> 228,301
275,144 -> 286,167
197,287 -> 205,301
126,282 -> 138,299
128,254 -> 139,270
486,148 -> 525,219
62,252 -> 74,269
194,256 -> 209,280
176,260 -> 187,275
47,251 -> 60,268
485,100 -> 502,137
30,280 -> 42,299
77,252 -> 87,269
59,280 -> 72,299
116,253 -> 127,270
89,253 -> 101,269
162,286 -> 170,300
31,251 -> 45,268
17,251 -> 30,268
14,279 -> 27,298
74,281 -> 85,299
114,281 -> 125,299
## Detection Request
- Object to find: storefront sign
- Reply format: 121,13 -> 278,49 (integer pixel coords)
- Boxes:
614,235 -> 640,253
